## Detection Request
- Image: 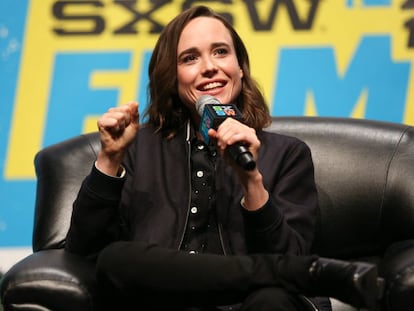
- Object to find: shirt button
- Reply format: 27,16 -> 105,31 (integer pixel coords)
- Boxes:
189,250 -> 196,254
196,170 -> 204,178
191,207 -> 198,214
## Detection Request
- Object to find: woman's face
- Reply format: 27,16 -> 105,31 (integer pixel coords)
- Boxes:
176,16 -> 243,110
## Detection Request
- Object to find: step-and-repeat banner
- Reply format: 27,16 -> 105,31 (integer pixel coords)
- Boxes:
1,0 -> 413,248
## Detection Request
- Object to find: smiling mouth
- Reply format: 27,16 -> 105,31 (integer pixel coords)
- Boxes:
199,81 -> 224,91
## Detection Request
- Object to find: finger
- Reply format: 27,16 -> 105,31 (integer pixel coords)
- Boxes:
98,113 -> 124,135
218,120 -> 247,146
98,113 -> 118,129
126,101 -> 139,115
114,102 -> 138,126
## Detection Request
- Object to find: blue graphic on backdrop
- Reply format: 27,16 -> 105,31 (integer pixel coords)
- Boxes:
0,0 -> 32,246
137,50 -> 152,122
272,36 -> 410,122
346,0 -> 391,7
44,50 -> 153,147
45,52 -> 131,146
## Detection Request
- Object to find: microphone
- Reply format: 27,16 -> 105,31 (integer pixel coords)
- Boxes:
195,95 -> 256,171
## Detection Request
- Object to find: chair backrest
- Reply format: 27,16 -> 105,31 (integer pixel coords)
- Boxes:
33,132 -> 100,251
32,117 -> 414,261
268,117 -> 414,259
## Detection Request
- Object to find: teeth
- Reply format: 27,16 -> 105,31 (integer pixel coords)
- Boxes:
202,82 -> 223,90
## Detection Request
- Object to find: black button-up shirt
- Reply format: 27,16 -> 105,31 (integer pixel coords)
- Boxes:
181,137 -> 223,255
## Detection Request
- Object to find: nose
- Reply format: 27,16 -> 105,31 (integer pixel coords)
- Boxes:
201,56 -> 218,76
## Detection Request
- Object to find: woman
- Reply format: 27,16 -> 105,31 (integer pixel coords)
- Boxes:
65,5 -> 380,311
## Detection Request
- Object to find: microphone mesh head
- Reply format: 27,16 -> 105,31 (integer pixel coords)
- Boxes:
195,95 -> 221,116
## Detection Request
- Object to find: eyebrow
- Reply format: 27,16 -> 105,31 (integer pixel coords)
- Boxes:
177,41 -> 232,59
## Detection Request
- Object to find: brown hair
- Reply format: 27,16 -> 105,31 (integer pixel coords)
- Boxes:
144,5 -> 271,138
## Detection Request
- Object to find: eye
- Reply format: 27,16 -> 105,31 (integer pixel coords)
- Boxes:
180,54 -> 197,64
214,48 -> 228,56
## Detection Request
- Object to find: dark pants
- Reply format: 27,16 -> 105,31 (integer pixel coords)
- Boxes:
96,241 -> 327,311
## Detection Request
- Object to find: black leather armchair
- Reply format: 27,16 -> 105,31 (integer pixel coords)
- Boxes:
2,116 -> 414,311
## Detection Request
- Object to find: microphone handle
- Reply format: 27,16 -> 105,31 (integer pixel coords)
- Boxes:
227,143 -> 256,171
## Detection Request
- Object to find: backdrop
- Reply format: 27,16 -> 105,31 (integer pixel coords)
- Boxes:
1,0 -> 413,251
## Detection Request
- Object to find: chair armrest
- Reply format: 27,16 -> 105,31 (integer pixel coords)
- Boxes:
1,249 -> 98,311
380,240 -> 414,311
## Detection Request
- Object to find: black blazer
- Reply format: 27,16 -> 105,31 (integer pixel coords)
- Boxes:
66,123 -> 319,258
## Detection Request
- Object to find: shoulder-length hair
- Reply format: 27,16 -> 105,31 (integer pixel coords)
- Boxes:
144,5 -> 271,138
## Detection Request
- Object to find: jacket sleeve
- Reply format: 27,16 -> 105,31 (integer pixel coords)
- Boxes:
242,138 -> 319,255
65,165 -> 125,257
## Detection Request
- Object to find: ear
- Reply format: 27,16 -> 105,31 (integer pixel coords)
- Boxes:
239,68 -> 244,79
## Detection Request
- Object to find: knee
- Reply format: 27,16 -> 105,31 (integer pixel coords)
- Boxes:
96,241 -> 129,282
241,287 -> 303,311
96,242 -> 118,274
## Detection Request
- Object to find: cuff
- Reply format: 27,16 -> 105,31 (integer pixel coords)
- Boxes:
241,196 -> 282,231
85,163 -> 126,201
